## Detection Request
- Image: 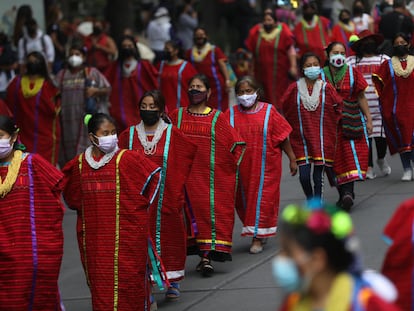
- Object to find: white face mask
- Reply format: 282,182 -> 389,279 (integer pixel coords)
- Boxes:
0,137 -> 13,159
237,92 -> 258,108
330,54 -> 346,68
68,55 -> 83,67
93,134 -> 118,154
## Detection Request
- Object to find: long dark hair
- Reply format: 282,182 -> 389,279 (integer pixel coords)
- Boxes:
26,51 -> 50,80
118,35 -> 141,62
139,90 -> 171,124
324,41 -> 346,67
299,52 -> 321,74
87,113 -> 116,135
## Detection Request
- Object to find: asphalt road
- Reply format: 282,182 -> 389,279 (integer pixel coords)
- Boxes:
59,152 -> 412,311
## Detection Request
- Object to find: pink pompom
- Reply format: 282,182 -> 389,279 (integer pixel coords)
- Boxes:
306,211 -> 331,234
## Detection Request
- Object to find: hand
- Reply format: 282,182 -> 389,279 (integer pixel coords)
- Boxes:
366,118 -> 373,135
85,87 -> 98,98
289,159 -> 298,176
225,80 -> 232,92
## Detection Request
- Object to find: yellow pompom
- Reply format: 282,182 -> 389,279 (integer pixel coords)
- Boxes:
282,204 -> 299,223
331,211 -> 353,239
84,114 -> 92,126
349,35 -> 359,43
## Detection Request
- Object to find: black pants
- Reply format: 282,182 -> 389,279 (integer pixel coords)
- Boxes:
299,164 -> 328,199
368,137 -> 387,167
338,181 -> 355,199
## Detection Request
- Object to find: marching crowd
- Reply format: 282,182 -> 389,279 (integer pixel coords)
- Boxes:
1,0 -> 414,310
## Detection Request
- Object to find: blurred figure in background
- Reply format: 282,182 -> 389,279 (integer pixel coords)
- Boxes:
12,4 -> 33,48
352,0 -> 374,34
176,0 -> 199,51
46,5 -> 68,74
0,32 -> 17,99
331,9 -> 357,56
84,20 -> 117,73
147,7 -> 174,64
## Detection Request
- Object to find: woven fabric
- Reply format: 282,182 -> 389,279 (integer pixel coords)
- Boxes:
381,197 -> 414,311
245,23 -> 295,110
185,46 -> 229,111
119,126 -> 197,281
6,77 -> 61,165
373,60 -> 414,155
225,103 -> 291,237
324,66 -> 369,184
0,153 -> 64,310
342,100 -> 364,139
282,82 -> 342,166
105,60 -> 159,133
157,61 -> 198,112
170,109 -> 245,261
62,150 -> 160,310
0,98 -> 11,116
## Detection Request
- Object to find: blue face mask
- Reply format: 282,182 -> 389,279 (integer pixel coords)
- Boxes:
271,256 -> 301,292
303,66 -> 321,80
330,54 -> 346,68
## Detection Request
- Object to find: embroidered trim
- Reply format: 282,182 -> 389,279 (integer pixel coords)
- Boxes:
84,145 -> 120,169
391,55 -> 414,78
298,78 -> 323,111
0,150 -> 23,198
21,76 -> 45,98
136,119 -> 168,155
191,42 -> 212,62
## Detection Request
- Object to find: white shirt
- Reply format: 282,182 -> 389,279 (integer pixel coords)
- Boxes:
17,29 -> 55,64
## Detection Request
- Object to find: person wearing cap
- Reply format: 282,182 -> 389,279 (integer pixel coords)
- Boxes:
373,32 -> 414,181
347,30 -> 391,180
55,42 -> 111,166
274,201 -> 401,311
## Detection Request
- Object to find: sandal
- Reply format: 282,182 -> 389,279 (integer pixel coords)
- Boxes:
249,238 -> 264,254
196,258 -> 214,276
165,282 -> 180,301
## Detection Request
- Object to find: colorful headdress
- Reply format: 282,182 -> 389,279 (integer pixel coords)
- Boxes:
281,199 -> 354,240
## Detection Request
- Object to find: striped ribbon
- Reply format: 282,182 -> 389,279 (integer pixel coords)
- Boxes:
209,111 -> 220,248
28,154 -> 38,311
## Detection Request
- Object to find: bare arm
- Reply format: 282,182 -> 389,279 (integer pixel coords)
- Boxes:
281,138 -> 298,176
95,36 -> 117,58
218,58 -> 231,91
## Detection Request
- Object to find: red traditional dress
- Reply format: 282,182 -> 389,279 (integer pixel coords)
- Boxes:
157,60 -> 198,113
225,102 -> 291,237
170,108 -> 245,261
186,44 -> 229,111
0,152 -> 64,310
331,22 -> 356,56
373,57 -> 414,155
84,33 -> 113,73
322,65 -> 369,185
6,76 -> 61,165
282,79 -> 342,167
293,15 -> 331,64
119,123 -> 197,282
105,60 -> 158,132
62,149 -> 161,311
279,273 -> 401,311
381,197 -> 414,311
0,98 -> 11,116
245,23 -> 295,110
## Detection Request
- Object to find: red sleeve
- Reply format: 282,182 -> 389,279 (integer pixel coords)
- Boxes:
270,105 -> 292,147
372,61 -> 389,97
320,16 -> 331,32
383,198 -> 414,242
185,49 -> 192,61
365,293 -> 402,311
61,155 -> 82,211
5,76 -> 18,113
169,109 -> 179,125
214,46 -> 227,61
141,60 -> 159,90
353,66 -> 369,94
326,82 -> 343,116
118,127 -> 132,149
0,99 -> 12,117
245,26 -> 259,52
31,153 -> 63,192
281,82 -> 297,114
281,23 -> 294,47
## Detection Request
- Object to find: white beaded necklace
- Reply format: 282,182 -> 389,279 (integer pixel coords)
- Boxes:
298,78 -> 323,111
137,119 -> 168,155
85,145 -> 119,169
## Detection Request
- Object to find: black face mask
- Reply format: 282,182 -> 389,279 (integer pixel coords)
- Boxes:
119,48 -> 136,60
303,12 -> 314,21
353,7 -> 364,15
162,51 -> 172,61
393,45 -> 410,57
26,62 -> 42,75
362,42 -> 378,55
188,89 -> 208,105
263,24 -> 274,32
140,110 -> 160,126
194,37 -> 207,46
27,27 -> 37,37
340,18 -> 350,24
93,27 -> 102,36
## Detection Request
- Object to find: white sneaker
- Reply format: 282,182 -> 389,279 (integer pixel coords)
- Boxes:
401,169 -> 413,181
377,159 -> 391,176
366,167 -> 376,179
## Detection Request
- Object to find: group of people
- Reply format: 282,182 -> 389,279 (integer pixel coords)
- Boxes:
1,1 -> 414,311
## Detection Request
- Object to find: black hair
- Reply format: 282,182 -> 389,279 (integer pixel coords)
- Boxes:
25,17 -> 38,28
118,35 -> 141,60
234,75 -> 263,99
87,113 -> 116,134
299,52 -> 321,72
325,42 -> 346,66
0,115 -> 25,151
188,73 -> 210,90
165,39 -> 184,59
338,8 -> 351,19
263,11 -> 277,22
303,1 -> 318,12
393,0 -> 406,9
139,90 -> 166,113
193,27 -> 208,37
392,32 -> 412,46
280,223 -> 354,273
26,51 -> 50,80
69,42 -> 87,56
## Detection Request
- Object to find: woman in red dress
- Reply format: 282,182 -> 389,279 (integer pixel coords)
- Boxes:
6,51 -> 61,165
185,27 -> 231,111
157,40 -> 197,113
245,11 -> 297,111
226,76 -> 296,254
0,115 -> 64,310
331,9 -> 357,56
118,90 -> 197,301
282,52 -> 343,200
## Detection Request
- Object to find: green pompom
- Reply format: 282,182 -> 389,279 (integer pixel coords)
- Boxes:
282,204 -> 299,223
84,114 -> 92,126
331,211 -> 353,239
349,35 -> 359,43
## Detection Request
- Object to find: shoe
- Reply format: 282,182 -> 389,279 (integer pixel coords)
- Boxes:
249,238 -> 264,254
366,167 -> 376,180
196,258 -> 214,277
377,159 -> 391,176
401,169 -> 413,181
340,193 -> 354,212
165,282 -> 180,301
